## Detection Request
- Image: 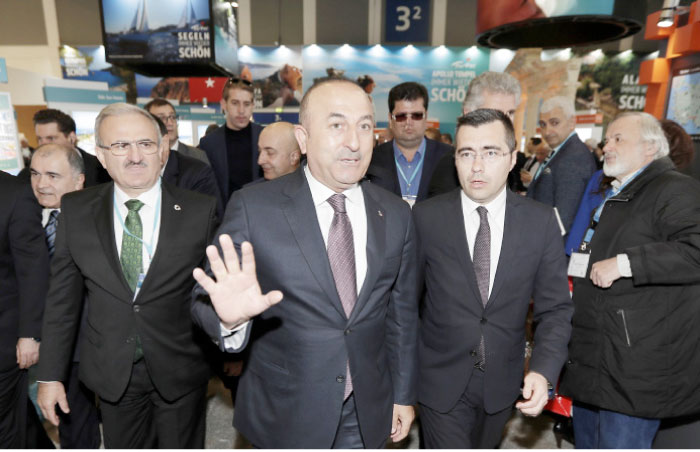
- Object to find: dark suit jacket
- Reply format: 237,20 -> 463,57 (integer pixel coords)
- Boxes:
366,138 -> 453,202
414,189 -> 573,414
198,123 -> 263,204
427,150 -> 460,198
192,168 -> 418,448
176,141 -> 210,165
17,147 -> 111,188
526,134 -> 597,236
0,172 -> 49,372
37,182 -> 217,402
163,151 -> 223,218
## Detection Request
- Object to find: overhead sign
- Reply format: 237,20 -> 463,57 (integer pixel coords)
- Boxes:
43,86 -> 126,104
385,0 -> 431,43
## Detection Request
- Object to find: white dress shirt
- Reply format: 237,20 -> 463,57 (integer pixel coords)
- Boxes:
42,208 -> 60,227
221,165 -> 369,350
113,180 -> 162,280
461,187 -> 507,298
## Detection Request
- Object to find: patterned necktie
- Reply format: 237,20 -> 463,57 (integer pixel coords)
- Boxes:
45,209 -> 59,259
473,206 -> 490,368
326,193 -> 356,399
120,199 -> 144,292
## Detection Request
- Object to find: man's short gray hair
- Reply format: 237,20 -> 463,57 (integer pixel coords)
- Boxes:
94,103 -> 161,148
615,112 -> 670,158
540,96 -> 575,119
462,72 -> 522,113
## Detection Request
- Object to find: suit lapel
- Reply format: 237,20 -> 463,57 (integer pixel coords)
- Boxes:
282,170 -> 347,319
446,190 -> 483,306
350,183 -> 386,323
94,183 -> 134,300
417,139 -> 435,201
162,153 -> 179,186
488,191 -> 522,307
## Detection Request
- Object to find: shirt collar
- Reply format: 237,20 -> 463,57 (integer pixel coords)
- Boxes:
304,164 -> 362,208
114,178 -> 161,209
392,138 -> 426,163
170,139 -> 179,151
553,131 -> 577,153
460,185 -> 507,216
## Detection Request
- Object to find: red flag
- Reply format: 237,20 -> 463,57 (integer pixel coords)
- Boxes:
188,77 -> 228,103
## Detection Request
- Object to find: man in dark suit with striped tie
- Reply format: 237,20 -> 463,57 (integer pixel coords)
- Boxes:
29,143 -> 101,449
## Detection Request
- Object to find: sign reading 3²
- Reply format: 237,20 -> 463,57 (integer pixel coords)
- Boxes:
385,0 -> 430,43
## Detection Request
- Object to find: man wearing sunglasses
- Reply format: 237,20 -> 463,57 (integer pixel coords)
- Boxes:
199,77 -> 264,204
145,98 -> 210,165
37,103 -> 217,448
367,82 -> 452,206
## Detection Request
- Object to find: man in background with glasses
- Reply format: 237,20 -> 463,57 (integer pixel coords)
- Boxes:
145,98 -> 210,165
367,82 -> 452,207
414,109 -> 572,448
199,77 -> 264,204
37,103 -> 217,448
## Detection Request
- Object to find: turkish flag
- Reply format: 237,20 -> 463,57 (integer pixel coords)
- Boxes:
189,77 -> 228,103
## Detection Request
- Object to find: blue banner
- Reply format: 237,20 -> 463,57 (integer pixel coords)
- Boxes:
385,0 -> 431,43
303,45 -> 490,135
0,58 -> 7,84
43,86 -> 126,104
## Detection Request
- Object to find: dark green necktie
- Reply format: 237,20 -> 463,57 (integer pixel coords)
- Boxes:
121,199 -> 144,292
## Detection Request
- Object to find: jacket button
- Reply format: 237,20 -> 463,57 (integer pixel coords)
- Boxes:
470,350 -> 477,357
480,317 -> 487,325
133,305 -> 140,313
336,375 -> 345,383
344,329 -> 351,335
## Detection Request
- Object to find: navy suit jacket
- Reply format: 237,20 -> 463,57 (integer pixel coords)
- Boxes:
526,134 -> 597,237
192,167 -> 418,448
414,189 -> 573,413
366,138 -> 452,202
163,151 -> 223,218
198,123 -> 263,204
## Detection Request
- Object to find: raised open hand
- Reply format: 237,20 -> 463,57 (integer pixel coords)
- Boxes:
193,234 -> 283,329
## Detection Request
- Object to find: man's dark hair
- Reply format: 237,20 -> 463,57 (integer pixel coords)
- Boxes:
144,98 -> 174,113
530,136 -> 542,145
33,109 -> 76,135
149,113 -> 168,137
456,108 -> 516,152
388,82 -> 429,113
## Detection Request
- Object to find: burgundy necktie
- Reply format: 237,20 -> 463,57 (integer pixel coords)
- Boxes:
473,206 -> 490,368
327,193 -> 356,399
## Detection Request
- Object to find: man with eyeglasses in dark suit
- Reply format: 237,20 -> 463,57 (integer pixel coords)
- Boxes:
198,77 -> 264,204
366,82 -> 452,207
37,103 -> 217,448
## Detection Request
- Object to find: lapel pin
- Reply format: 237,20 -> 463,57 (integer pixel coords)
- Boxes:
378,210 -> 383,217
174,204 -> 181,211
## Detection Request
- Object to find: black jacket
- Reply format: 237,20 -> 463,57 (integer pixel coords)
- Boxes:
560,157 -> 700,418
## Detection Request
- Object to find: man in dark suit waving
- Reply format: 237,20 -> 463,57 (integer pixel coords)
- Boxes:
366,82 -> 451,206
37,103 -> 217,448
414,109 -> 573,448
192,78 -> 418,448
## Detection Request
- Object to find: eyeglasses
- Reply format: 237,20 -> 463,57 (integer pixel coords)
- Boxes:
391,112 -> 425,122
98,140 -> 159,156
226,77 -> 252,87
156,114 -> 178,123
457,150 -> 512,161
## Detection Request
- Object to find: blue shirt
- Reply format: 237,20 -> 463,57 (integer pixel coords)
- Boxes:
393,138 -> 426,199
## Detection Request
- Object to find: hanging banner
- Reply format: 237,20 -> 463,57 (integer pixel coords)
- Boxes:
302,45 -> 490,134
666,65 -> 700,137
385,0 -> 431,43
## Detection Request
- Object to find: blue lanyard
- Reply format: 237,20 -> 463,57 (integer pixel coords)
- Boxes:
395,151 -> 425,191
113,190 -> 161,260
581,166 -> 646,246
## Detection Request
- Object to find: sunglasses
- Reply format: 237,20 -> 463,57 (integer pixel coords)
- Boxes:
391,112 -> 425,122
226,77 -> 252,86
